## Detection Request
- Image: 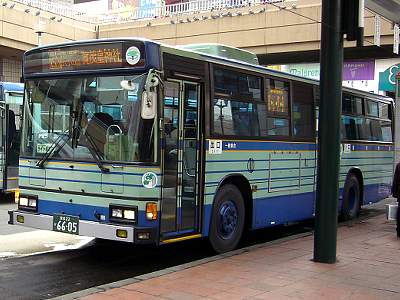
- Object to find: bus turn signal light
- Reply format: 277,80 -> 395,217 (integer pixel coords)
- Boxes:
146,202 -> 158,220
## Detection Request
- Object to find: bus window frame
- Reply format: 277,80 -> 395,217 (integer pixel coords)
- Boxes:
210,63 -> 296,142
341,95 -> 394,144
210,64 -> 269,140
290,80 -> 316,142
20,74 -> 161,167
264,76 -> 292,139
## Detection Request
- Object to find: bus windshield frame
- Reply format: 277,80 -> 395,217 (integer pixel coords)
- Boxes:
21,73 -> 158,165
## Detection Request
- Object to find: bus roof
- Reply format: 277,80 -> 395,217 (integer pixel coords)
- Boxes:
0,82 -> 23,94
25,38 -> 393,103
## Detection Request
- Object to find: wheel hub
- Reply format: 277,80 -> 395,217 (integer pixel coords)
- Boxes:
218,200 -> 238,240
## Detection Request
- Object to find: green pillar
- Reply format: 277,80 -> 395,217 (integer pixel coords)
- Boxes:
313,0 -> 344,264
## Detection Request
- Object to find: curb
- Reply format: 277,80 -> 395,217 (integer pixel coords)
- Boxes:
53,230 -> 313,300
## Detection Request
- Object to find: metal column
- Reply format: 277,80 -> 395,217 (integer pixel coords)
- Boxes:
313,0 -> 344,264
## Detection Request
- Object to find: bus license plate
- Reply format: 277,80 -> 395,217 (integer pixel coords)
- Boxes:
53,215 -> 79,235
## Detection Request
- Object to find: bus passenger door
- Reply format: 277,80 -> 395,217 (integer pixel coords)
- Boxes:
160,80 -> 202,238
0,103 -> 6,192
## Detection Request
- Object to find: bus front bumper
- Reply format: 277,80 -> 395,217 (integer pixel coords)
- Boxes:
8,210 -> 156,244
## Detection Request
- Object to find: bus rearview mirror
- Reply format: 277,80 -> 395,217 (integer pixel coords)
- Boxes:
141,91 -> 156,119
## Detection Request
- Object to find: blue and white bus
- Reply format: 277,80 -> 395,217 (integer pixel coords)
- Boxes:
9,39 -> 393,252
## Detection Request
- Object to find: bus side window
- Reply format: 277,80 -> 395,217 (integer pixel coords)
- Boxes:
292,82 -> 314,139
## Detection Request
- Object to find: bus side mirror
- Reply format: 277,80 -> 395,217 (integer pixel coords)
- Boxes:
141,91 -> 156,119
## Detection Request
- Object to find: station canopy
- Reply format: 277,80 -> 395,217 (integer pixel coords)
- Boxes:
366,0 -> 400,23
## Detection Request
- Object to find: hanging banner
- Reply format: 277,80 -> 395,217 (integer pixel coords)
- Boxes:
374,15 -> 381,47
394,24 -> 399,55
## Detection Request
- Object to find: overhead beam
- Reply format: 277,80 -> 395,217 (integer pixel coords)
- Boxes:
365,0 -> 400,23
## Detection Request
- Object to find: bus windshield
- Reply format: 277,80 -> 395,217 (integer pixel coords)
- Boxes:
22,74 -> 156,163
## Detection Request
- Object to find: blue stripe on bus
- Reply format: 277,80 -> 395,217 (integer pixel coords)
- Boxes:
206,158 -> 316,163
205,175 -> 315,187
205,166 -> 315,174
38,199 -> 157,227
19,165 -> 160,176
351,144 -> 392,151
341,156 -> 393,160
19,175 -> 146,188
206,141 -> 317,151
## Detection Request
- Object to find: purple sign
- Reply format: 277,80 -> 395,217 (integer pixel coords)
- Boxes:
343,60 -> 375,81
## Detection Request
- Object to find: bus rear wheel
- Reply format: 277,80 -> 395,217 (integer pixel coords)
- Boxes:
209,184 -> 245,254
341,174 -> 361,221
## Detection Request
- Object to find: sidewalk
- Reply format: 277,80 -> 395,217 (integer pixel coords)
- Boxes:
71,211 -> 400,300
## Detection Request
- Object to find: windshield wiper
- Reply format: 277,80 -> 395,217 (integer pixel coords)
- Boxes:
82,130 -> 110,173
36,130 -> 70,168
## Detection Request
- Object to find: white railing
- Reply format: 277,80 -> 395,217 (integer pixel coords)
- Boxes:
95,0 -> 293,24
5,0 -> 294,25
11,0 -> 96,23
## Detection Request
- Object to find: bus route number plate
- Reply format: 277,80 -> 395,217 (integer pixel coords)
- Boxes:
53,215 -> 79,235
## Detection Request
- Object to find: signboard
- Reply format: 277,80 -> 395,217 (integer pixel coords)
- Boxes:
286,64 -> 320,80
343,60 -> 375,81
109,0 -> 139,11
267,88 -> 288,113
379,63 -> 400,92
24,42 -> 146,75
284,60 -> 375,81
138,0 -> 162,18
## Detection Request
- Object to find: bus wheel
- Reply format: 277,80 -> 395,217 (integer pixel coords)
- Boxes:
209,184 -> 245,253
341,174 -> 361,221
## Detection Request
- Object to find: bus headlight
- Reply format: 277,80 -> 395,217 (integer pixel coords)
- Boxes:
19,197 -> 29,207
123,210 -> 136,220
111,208 -> 123,218
18,195 -> 38,212
110,205 -> 137,223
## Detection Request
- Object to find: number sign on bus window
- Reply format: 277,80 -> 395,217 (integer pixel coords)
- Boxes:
266,79 -> 289,114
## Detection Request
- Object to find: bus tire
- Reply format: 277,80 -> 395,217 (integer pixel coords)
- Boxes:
209,184 -> 245,254
341,174 -> 361,221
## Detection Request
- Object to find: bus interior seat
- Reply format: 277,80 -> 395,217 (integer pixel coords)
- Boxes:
84,112 -> 114,156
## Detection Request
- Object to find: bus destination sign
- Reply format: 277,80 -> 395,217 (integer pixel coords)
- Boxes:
24,42 -> 146,75
48,47 -> 122,71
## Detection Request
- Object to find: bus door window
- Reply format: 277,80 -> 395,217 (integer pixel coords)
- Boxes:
6,94 -> 23,167
161,81 -> 180,233
181,83 -> 199,230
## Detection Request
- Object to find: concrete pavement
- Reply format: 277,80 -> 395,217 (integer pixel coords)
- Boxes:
0,201 -> 92,258
66,201 -> 400,300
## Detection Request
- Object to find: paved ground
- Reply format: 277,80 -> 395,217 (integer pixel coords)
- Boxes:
0,200 -> 91,258
0,200 -> 33,235
70,204 -> 400,300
